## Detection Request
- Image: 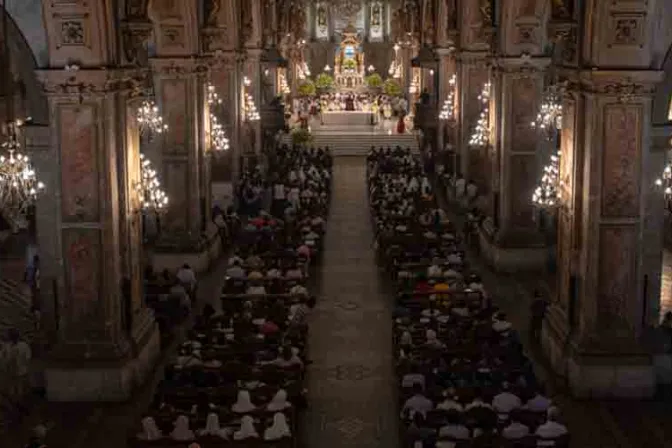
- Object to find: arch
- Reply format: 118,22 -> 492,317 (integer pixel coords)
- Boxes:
2,4 -> 48,124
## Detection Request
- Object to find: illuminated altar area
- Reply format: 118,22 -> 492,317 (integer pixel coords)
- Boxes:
334,24 -> 365,92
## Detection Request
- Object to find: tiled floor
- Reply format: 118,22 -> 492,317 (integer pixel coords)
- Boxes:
302,157 -> 399,448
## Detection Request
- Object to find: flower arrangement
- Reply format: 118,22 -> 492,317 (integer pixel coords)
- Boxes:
365,73 -> 383,89
315,73 -> 335,90
297,79 -> 316,97
291,128 -> 313,146
343,59 -> 357,71
383,78 -> 402,97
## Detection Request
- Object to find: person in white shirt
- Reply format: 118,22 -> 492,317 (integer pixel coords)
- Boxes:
228,253 -> 243,266
401,383 -> 433,418
401,372 -> 425,389
6,329 -> 32,401
285,266 -> 303,280
246,282 -> 267,296
266,266 -> 281,278
226,261 -> 245,279
176,264 -> 196,294
501,412 -> 530,440
427,259 -> 443,278
492,383 -> 522,414
524,391 -> 552,413
535,407 -> 568,439
436,393 -> 463,412
289,284 -> 308,297
465,396 -> 493,411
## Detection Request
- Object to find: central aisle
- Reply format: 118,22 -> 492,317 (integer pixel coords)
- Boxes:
303,157 -> 398,447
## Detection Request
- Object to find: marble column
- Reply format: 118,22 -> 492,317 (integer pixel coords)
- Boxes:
542,70 -> 664,398
456,52 -> 490,181
479,60 -> 549,271
150,58 -> 220,271
34,69 -> 159,401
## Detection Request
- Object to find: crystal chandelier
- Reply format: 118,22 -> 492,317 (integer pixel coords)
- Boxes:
136,153 -> 168,212
439,74 -> 457,120
207,83 -> 230,152
242,77 -> 260,121
0,119 -> 45,218
136,99 -> 168,137
655,162 -> 672,213
332,0 -> 362,19
532,151 -> 561,208
531,84 -> 563,136
468,81 -> 491,148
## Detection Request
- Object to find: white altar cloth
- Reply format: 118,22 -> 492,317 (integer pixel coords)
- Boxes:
322,111 -> 372,127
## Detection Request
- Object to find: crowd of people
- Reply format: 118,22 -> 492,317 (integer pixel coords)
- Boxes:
367,147 -> 569,447
131,145 -> 332,447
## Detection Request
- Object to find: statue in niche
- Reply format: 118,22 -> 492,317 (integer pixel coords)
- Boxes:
317,4 -> 327,29
480,0 -> 493,27
126,0 -> 150,19
551,0 -> 572,20
371,3 -> 381,28
421,0 -> 435,44
241,0 -> 254,44
205,0 -> 221,26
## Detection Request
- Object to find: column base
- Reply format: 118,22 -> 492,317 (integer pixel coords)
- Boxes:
478,220 -> 548,272
151,224 -> 222,273
44,324 -> 160,402
541,307 -> 655,398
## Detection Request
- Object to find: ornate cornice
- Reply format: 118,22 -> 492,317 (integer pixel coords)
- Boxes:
563,70 -> 665,97
202,51 -> 238,70
456,50 -> 492,65
494,54 -> 551,73
36,68 -> 146,97
149,57 -> 210,78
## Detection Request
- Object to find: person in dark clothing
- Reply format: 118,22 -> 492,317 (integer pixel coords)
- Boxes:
530,290 -> 548,342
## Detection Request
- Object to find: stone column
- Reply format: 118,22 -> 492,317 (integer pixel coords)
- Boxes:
456,52 -> 490,181
479,59 -> 549,271
35,69 -> 159,401
150,58 -> 220,272
542,70 -> 664,398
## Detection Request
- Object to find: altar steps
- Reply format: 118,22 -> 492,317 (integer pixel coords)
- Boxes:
280,129 -> 419,157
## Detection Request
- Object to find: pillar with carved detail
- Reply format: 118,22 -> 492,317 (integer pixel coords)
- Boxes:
150,58 -> 220,272
479,62 -> 548,271
542,71 -> 664,398
35,69 -> 159,402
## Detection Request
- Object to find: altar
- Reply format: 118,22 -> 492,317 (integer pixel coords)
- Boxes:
322,111 -> 372,127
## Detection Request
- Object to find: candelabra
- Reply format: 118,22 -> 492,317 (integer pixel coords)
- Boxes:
135,153 -> 168,212
439,74 -> 457,121
468,81 -> 491,148
242,77 -> 260,122
531,83 -> 563,138
136,99 -> 168,137
656,161 -> 672,213
207,83 -> 230,152
532,151 -> 561,208
0,119 -> 44,219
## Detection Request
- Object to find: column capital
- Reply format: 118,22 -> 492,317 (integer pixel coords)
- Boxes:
35,68 -> 148,97
202,51 -> 239,70
149,57 -> 210,79
563,69 -> 665,97
435,47 -> 456,57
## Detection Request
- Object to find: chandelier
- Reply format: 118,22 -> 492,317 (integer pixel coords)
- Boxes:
531,84 -> 563,137
332,0 -> 362,19
439,74 -> 457,121
468,81 -> 491,148
0,119 -> 45,218
655,161 -> 672,213
136,99 -> 168,137
242,77 -> 260,121
135,153 -> 168,212
207,83 -> 230,152
532,151 -> 561,208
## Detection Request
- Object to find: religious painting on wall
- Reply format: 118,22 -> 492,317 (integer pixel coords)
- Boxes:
316,3 -> 329,40
369,1 -> 383,41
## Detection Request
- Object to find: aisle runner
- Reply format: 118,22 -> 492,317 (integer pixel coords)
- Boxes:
303,157 -> 398,448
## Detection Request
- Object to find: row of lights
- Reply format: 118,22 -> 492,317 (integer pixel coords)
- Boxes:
531,85 -> 563,209
136,99 -> 170,213
207,83 -> 231,151
468,81 -> 491,147
439,74 -> 457,121
243,77 -> 260,121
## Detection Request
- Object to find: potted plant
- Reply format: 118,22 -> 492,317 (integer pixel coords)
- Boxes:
297,79 -> 316,97
315,73 -> 334,93
291,127 -> 313,147
383,78 -> 402,97
343,59 -> 356,72
365,73 -> 383,93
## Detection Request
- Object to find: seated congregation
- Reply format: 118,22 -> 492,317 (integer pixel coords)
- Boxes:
131,145 -> 332,447
367,147 -> 569,448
